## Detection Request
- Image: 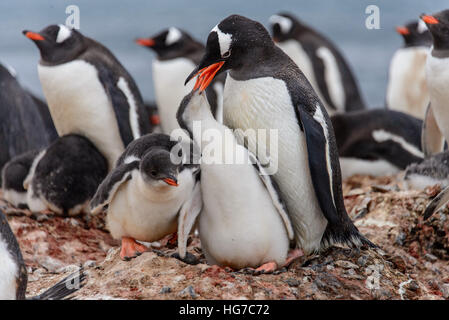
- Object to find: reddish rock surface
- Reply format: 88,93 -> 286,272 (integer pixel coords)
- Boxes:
1,173 -> 448,300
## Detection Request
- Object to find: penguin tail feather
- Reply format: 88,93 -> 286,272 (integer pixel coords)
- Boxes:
29,268 -> 86,300
320,223 -> 378,251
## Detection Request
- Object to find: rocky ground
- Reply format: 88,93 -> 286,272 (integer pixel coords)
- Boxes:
1,173 -> 448,300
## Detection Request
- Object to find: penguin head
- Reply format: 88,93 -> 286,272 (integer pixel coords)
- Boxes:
185,14 -> 274,90
23,24 -> 86,64
136,27 -> 202,60
396,20 -> 432,47
268,13 -> 298,43
421,10 -> 449,50
140,148 -> 180,187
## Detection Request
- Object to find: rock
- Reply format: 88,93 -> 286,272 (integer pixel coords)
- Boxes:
424,253 -> 438,263
178,285 -> 198,299
285,278 -> 300,287
160,286 -> 171,294
83,260 -> 97,268
335,260 -> 359,269
171,252 -> 199,265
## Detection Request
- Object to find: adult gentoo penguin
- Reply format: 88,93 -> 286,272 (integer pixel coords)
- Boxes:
331,109 -> 424,178
23,24 -> 151,168
268,12 -> 366,114
386,20 -> 431,119
185,15 -> 374,254
90,133 -> 201,260
416,10 -> 449,219
0,209 -> 85,299
177,90 -> 295,271
0,63 -> 56,181
136,27 -> 224,134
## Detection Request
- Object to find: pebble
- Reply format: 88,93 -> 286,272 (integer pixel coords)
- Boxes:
335,260 -> 359,269
83,260 -> 97,268
424,253 -> 438,263
178,285 -> 198,299
160,286 -> 171,294
285,278 -> 300,287
357,255 -> 369,267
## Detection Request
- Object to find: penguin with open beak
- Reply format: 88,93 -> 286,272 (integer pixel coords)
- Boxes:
185,15 -> 375,254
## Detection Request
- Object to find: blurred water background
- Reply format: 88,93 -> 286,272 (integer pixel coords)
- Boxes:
0,0 -> 447,107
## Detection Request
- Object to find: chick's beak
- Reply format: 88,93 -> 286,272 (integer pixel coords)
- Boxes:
163,178 -> 178,187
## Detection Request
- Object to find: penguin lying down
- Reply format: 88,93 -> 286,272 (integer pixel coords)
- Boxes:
0,209 -> 85,299
2,134 -> 107,215
176,89 -> 298,272
331,109 -> 424,179
90,133 -> 201,261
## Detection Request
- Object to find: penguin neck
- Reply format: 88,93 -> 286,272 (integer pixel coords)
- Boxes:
134,172 -> 179,201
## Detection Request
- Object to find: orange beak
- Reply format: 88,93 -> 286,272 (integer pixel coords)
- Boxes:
25,31 -> 44,41
396,26 -> 410,35
163,178 -> 178,186
135,38 -> 155,47
422,15 -> 439,25
193,61 -> 225,92
150,114 -> 160,125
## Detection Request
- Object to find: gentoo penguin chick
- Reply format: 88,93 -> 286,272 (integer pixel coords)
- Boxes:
25,134 -> 108,216
90,133 -> 201,260
268,12 -> 366,114
185,15 -> 374,254
0,63 -> 55,180
136,27 -> 224,134
404,151 -> 449,191
331,109 -> 424,179
2,150 -> 40,208
23,24 -> 151,169
0,209 -> 85,299
386,20 -> 432,119
177,90 -> 294,271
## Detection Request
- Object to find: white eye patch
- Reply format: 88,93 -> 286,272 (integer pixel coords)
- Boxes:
268,15 -> 293,34
417,19 -> 428,34
211,25 -> 232,57
56,24 -> 72,43
165,27 -> 182,46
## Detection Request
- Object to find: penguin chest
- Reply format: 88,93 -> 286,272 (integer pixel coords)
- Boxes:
38,61 -> 124,167
107,170 -> 194,242
223,75 -> 327,252
387,47 -> 429,118
0,234 -> 18,300
152,58 -> 195,134
426,54 -> 449,142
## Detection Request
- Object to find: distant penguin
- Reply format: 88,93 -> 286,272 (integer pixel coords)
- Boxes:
331,109 -> 424,178
23,24 -> 151,169
268,12 -> 366,114
386,20 -> 432,119
0,63 -> 56,181
0,209 -> 85,299
136,27 -> 224,134
177,90 -> 294,272
185,15 -> 374,254
25,134 -> 108,216
1,150 -> 40,208
90,133 -> 201,260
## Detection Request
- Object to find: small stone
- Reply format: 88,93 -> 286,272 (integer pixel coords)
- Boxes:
424,253 -> 438,263
36,214 -> 49,222
160,286 -> 171,294
394,232 -> 406,246
285,278 -> 300,287
441,284 -> 449,299
178,285 -> 198,299
335,260 -> 359,269
83,260 -> 96,268
357,255 -> 369,267
406,280 -> 420,292
171,252 -> 199,265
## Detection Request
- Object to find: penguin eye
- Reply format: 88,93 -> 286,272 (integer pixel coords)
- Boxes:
222,50 -> 231,58
150,170 -> 157,177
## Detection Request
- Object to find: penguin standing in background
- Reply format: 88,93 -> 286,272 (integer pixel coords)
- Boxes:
177,90 -> 295,272
185,15 -> 374,254
386,20 -> 432,119
412,10 -> 449,219
268,12 -> 366,114
0,63 -> 56,180
0,209 -> 85,299
136,27 -> 224,134
331,109 -> 424,178
23,24 -> 151,169
90,133 -> 201,260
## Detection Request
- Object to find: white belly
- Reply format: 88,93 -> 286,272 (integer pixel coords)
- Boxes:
38,61 -> 124,168
198,127 -> 289,268
107,169 -> 194,242
387,47 -> 429,119
152,58 -> 195,135
339,157 -> 399,179
426,52 -> 449,142
276,40 -> 335,114
223,75 -> 328,253
0,234 -> 18,300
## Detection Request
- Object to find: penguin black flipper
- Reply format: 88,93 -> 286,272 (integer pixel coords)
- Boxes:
297,104 -> 376,249
422,103 -> 445,157
30,268 -> 86,300
423,186 -> 449,220
90,161 -> 140,214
